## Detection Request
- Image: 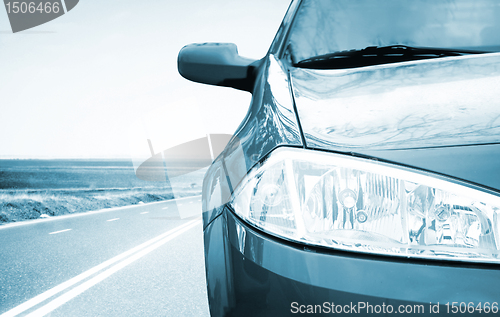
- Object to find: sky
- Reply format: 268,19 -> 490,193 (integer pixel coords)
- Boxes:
0,0 -> 291,159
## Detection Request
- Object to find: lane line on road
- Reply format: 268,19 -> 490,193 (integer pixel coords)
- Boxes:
0,218 -> 201,317
162,207 -> 168,210
106,218 -> 119,222
140,212 -> 149,214
25,218 -> 202,317
48,229 -> 72,235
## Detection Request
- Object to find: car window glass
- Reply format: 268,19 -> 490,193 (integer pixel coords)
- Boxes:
288,0 -> 500,62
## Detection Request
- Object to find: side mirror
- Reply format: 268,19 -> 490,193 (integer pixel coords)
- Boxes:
178,43 -> 261,92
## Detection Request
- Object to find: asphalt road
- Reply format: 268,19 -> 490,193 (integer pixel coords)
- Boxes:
0,196 -> 210,317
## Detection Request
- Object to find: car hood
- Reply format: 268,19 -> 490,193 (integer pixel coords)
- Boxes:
290,53 -> 500,191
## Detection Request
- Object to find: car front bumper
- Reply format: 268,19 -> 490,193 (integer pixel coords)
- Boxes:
203,206 -> 500,316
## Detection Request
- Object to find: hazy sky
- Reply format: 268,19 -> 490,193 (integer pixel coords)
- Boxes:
0,0 -> 290,158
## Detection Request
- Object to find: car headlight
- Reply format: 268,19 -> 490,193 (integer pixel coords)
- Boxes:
230,147 -> 500,263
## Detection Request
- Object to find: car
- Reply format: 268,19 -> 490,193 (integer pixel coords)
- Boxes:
178,0 -> 500,316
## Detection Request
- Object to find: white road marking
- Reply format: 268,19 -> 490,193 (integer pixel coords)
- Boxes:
162,207 -> 168,210
172,195 -> 202,202
190,201 -> 193,204
25,219 -> 201,317
1,218 -> 201,317
48,229 -> 72,235
106,218 -> 119,222
140,212 -> 149,214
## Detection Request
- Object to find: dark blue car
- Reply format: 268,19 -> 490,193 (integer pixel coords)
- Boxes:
178,0 -> 500,315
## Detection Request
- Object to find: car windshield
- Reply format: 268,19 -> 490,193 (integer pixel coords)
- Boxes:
287,0 -> 500,66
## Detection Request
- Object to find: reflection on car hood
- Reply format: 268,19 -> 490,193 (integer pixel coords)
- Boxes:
291,53 -> 500,151
290,53 -> 500,191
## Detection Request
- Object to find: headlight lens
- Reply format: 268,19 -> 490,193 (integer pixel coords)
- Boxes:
230,148 -> 500,263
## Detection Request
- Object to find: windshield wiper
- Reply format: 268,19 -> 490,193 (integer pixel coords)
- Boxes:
294,45 -> 489,69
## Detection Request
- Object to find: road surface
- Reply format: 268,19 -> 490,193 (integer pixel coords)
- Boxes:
0,196 -> 210,317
